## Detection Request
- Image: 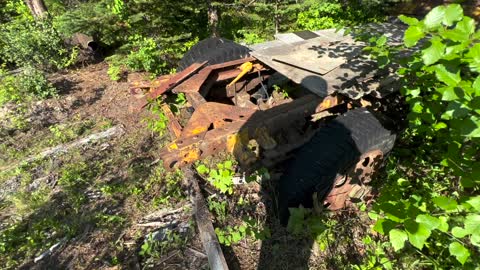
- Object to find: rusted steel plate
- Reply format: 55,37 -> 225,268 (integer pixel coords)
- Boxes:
181,102 -> 256,137
325,149 -> 383,210
160,95 -> 322,170
173,57 -> 260,94
161,104 -> 182,139
185,92 -> 207,109
138,61 -> 207,108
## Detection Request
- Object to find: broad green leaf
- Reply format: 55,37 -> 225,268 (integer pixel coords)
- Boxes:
472,233 -> 480,247
389,229 -> 408,251
453,117 -> 480,137
398,15 -> 419,26
466,44 -> 480,72
373,218 -> 397,235
377,35 -> 387,47
464,214 -> 480,235
433,196 -> 458,211
466,196 -> 480,211
424,5 -> 446,29
456,16 -> 475,36
434,122 -> 447,130
449,242 -> 470,265
196,164 -> 209,174
438,216 -> 449,232
443,4 -> 463,26
473,76 -> 480,96
443,29 -> 470,42
441,101 -> 469,120
452,226 -> 468,238
416,214 -> 440,231
434,64 -> 461,86
405,220 -> 431,249
404,25 -> 425,47
422,37 -> 445,66
438,86 -> 459,101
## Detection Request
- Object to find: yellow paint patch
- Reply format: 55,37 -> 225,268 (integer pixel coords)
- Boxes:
181,149 -> 200,163
168,143 -> 178,151
226,134 -> 238,153
191,126 -> 208,136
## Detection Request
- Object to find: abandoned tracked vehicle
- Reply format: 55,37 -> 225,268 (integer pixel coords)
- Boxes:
130,21 -> 408,222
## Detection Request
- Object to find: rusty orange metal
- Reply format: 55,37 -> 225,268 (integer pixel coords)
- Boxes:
160,95 -> 322,169
325,149 -> 384,210
137,61 -> 208,108
161,104 -> 182,139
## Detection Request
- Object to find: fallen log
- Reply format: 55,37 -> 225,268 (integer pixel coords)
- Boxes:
185,169 -> 229,270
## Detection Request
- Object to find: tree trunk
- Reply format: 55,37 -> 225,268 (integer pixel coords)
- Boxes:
208,1 -> 220,37
24,0 -> 48,19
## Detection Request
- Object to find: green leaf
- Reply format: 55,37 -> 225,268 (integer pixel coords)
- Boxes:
449,242 -> 470,265
456,16 -> 475,36
434,122 -> 447,130
404,25 -> 425,47
434,64 -> 461,86
466,44 -> 480,72
424,5 -> 446,29
405,220 -> 431,249
389,229 -> 408,251
224,160 -> 233,169
473,76 -> 480,96
443,29 -> 470,42
433,196 -> 458,210
438,216 -> 449,232
416,214 -> 440,231
464,214 -> 480,235
452,226 -> 468,238
443,4 -> 463,26
374,36 -> 388,47
196,164 -> 209,174
373,219 -> 397,235
422,37 -> 445,66
438,86 -> 459,101
398,15 -> 419,26
466,196 -> 480,211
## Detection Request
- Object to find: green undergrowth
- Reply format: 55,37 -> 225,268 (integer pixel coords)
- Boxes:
347,4 -> 480,269
0,117 -> 113,169
0,123 -> 186,268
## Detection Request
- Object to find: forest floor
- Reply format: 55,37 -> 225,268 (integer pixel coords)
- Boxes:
0,62 -> 378,270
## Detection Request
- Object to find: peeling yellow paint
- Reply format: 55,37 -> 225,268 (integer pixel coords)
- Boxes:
168,143 -> 178,151
181,149 -> 200,163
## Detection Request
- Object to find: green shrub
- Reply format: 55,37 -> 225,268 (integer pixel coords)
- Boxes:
0,65 -> 56,105
106,35 -> 197,80
0,17 -> 74,71
357,4 -> 480,268
297,0 -> 387,30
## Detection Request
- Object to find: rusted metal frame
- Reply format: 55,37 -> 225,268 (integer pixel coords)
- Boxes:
225,74 -> 271,98
185,92 -> 207,108
325,149 -> 384,210
173,57 -> 267,101
138,61 -> 208,108
180,102 -> 257,137
161,104 -> 183,139
160,95 -> 322,169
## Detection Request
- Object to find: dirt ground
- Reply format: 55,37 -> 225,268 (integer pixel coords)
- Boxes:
0,63 -> 379,270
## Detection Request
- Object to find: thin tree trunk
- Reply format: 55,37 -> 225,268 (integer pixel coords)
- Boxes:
274,0 -> 280,34
208,0 -> 220,37
24,0 -> 48,19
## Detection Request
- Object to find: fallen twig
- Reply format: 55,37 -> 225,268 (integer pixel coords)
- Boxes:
33,237 -> 68,263
0,125 -> 125,172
